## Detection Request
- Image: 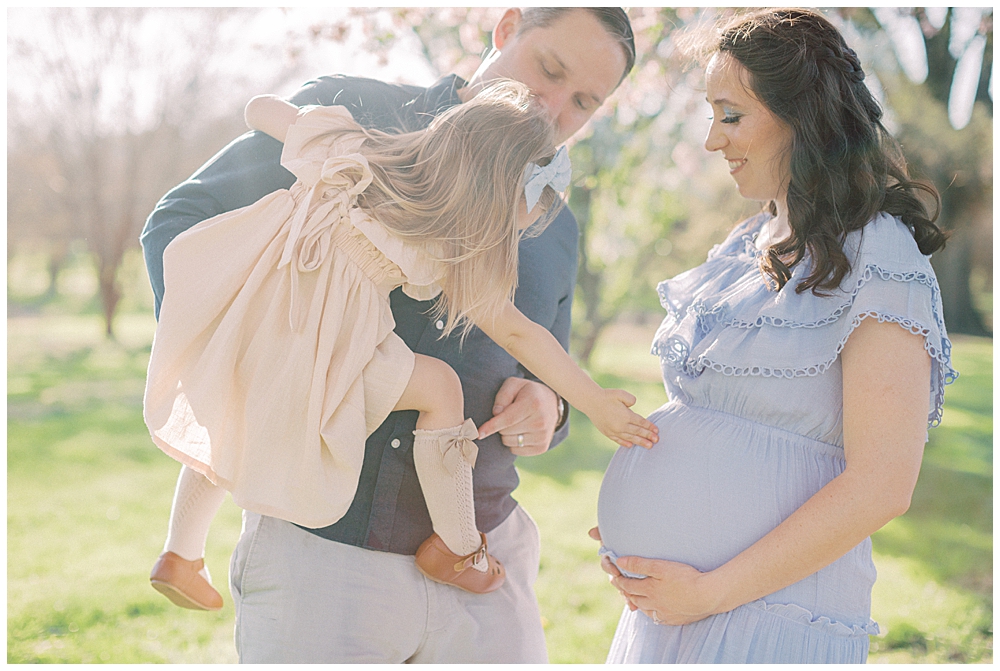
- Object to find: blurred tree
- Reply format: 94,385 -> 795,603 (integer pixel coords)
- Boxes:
853,7 -> 993,335
7,8 -> 294,336
305,7 -> 736,364
273,7 -> 995,349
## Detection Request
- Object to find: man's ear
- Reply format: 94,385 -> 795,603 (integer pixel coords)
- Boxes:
492,8 -> 522,50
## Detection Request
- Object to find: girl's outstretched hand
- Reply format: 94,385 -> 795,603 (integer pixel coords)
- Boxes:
588,389 -> 658,449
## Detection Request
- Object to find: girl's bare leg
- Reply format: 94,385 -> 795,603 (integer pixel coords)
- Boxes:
394,353 -> 466,430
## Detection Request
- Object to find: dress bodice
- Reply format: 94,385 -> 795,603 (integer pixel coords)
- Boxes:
596,212 -> 957,662
280,105 -> 444,303
651,212 -> 957,445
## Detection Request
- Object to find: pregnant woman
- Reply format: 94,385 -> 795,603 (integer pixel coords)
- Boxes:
595,8 -> 956,664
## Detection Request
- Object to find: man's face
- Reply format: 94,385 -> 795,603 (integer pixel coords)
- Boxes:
478,10 -> 627,144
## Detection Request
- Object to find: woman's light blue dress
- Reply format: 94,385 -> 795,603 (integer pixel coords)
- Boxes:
597,212 -> 956,664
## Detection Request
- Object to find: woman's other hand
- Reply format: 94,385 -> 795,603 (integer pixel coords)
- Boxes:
589,526 -> 636,611
609,555 -> 725,626
590,526 -> 721,624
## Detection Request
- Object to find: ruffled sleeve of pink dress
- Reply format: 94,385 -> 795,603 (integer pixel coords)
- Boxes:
143,105 -> 444,528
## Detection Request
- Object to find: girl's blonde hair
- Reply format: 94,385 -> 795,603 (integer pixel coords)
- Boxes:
319,81 -> 562,336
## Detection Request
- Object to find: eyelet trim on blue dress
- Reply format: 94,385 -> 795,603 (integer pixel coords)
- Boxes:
651,213 -> 957,428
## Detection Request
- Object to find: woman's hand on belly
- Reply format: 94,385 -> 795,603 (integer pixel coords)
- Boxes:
591,526 -> 722,624
608,554 -> 725,626
590,527 -> 638,612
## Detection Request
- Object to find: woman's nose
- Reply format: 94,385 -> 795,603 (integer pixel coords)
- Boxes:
704,122 -> 726,152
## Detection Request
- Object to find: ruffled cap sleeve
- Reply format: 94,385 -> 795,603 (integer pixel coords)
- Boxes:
653,213 -> 957,427
280,105 -> 367,187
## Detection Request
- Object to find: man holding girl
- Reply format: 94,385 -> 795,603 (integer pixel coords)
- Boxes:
141,8 -> 636,663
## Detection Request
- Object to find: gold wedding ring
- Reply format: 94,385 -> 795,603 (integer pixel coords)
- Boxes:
517,434 -> 525,448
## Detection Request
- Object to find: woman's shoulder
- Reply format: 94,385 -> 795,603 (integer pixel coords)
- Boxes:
756,213 -> 943,330
653,210 -> 956,426
840,212 -> 936,280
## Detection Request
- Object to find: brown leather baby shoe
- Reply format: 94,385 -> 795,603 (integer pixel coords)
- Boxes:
149,551 -> 224,611
414,532 -> 505,594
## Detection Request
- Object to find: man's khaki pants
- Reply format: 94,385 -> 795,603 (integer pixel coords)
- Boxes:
230,504 -> 549,663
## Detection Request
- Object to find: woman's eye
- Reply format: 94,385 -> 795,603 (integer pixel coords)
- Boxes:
720,107 -> 741,124
708,112 -> 741,123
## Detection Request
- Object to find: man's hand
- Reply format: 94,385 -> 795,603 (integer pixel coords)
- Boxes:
477,378 -> 561,456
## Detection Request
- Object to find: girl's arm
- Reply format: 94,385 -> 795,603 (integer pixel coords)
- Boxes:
473,300 -> 658,449
608,318 -> 930,624
244,94 -> 300,143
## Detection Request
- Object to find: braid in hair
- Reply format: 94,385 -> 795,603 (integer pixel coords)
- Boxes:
717,8 -> 946,294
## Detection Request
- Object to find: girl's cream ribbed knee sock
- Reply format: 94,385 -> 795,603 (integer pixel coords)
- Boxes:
163,465 -> 227,566
412,420 -> 485,568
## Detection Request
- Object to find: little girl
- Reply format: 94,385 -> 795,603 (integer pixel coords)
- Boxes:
144,81 -> 657,610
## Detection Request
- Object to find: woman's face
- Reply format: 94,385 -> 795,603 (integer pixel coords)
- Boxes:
704,53 -> 793,204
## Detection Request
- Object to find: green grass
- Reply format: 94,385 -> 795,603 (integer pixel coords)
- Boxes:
864,335 -> 993,663
7,309 -> 992,663
7,309 -> 243,663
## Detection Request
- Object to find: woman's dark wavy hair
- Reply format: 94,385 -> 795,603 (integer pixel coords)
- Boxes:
712,8 -> 947,294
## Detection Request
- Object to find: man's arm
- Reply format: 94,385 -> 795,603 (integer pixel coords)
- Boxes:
140,76 -> 373,317
482,378 -> 564,457
140,131 -> 293,317
480,290 -> 572,456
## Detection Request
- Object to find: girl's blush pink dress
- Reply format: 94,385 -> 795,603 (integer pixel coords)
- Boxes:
144,106 -> 443,529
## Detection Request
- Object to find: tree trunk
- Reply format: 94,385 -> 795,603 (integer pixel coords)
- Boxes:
931,226 -> 989,336
571,184 -> 606,367
98,258 -> 121,338
45,240 -> 69,299
576,315 -> 612,367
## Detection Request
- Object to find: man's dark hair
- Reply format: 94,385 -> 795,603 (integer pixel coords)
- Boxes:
519,8 -> 635,82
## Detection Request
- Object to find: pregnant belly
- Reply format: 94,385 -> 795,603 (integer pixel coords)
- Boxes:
597,401 -> 846,573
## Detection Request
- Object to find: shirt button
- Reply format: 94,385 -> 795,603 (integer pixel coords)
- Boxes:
435,320 -> 444,330
390,439 -> 401,449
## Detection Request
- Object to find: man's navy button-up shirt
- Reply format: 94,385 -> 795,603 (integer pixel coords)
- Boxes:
140,74 -> 578,555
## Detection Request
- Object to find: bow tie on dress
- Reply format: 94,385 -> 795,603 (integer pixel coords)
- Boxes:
278,153 -> 374,331
437,418 -> 480,473
522,145 -> 571,212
